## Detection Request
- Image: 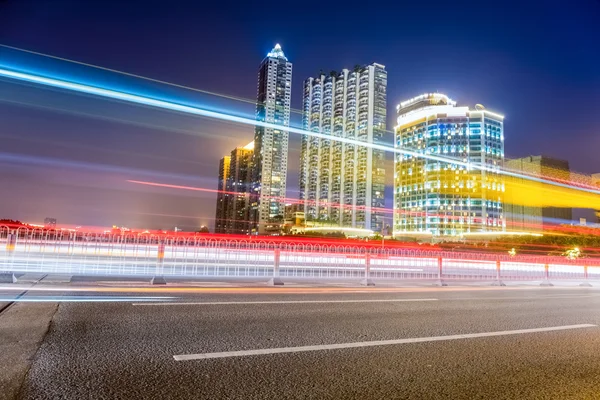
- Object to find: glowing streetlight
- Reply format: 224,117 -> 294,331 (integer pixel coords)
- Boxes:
564,247 -> 581,260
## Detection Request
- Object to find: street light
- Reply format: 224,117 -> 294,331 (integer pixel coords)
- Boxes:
564,247 -> 581,260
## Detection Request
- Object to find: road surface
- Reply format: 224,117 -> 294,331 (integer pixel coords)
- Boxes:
4,282 -> 600,399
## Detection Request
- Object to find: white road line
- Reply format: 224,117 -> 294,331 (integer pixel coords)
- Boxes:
173,324 -> 597,361
133,298 -> 438,306
451,294 -> 600,301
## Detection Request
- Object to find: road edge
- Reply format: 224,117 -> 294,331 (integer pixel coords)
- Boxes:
0,302 -> 59,400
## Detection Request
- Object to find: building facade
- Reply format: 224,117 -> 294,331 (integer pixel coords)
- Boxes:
592,173 -> 600,223
505,155 -> 573,232
214,142 -> 254,235
299,63 -> 387,232
214,156 -> 231,233
393,94 -> 505,237
226,142 -> 254,234
250,44 -> 292,234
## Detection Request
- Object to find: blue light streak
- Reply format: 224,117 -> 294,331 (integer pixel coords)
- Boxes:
0,152 -> 211,185
1,67 -> 599,196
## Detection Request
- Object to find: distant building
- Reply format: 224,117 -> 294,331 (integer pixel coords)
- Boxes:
227,142 -> 254,234
44,218 -> 57,229
214,156 -> 231,233
593,173 -> 600,223
592,173 -> 600,187
505,155 -> 573,231
284,203 -> 305,227
214,142 -> 255,235
299,63 -> 387,232
250,44 -> 293,234
393,94 -> 505,237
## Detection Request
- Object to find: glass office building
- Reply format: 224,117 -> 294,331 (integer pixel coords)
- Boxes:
394,94 -> 505,237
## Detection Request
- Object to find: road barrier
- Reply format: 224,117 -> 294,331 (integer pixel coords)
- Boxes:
1,226 -> 599,286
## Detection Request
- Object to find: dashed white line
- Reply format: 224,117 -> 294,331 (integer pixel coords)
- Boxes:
173,324 -> 597,361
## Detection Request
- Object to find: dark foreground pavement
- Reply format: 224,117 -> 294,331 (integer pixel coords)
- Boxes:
7,286 -> 600,399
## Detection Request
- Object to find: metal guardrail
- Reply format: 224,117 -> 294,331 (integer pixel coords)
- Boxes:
1,226 -> 599,286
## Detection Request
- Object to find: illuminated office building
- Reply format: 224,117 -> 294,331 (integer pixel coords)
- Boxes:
299,63 -> 387,231
214,156 -> 231,233
394,93 -> 505,237
505,155 -> 572,231
250,44 -> 293,234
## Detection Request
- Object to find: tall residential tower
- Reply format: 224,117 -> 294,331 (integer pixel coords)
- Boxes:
299,63 -> 387,231
394,94 -> 505,237
250,44 -> 292,234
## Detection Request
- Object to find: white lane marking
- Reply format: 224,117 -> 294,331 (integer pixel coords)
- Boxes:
173,324 -> 597,361
133,298 -> 438,306
451,294 -> 600,301
135,294 -> 600,306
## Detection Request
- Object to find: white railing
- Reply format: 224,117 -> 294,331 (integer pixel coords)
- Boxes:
1,226 -> 599,285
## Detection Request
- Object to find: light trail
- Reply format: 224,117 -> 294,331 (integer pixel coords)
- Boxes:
4,43 -> 597,191
0,96 -> 236,145
127,180 -> 591,236
2,67 -> 599,197
0,152 -> 205,184
0,296 -> 177,302
0,284 -> 564,295
127,179 -> 393,214
0,43 -> 267,112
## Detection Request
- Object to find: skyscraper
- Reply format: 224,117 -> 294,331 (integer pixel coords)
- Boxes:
214,156 -> 231,233
505,155 -> 573,231
226,141 -> 254,234
250,44 -> 292,234
394,94 -> 505,237
299,63 -> 387,231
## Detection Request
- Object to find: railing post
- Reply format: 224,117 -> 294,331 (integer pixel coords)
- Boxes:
268,248 -> 284,286
360,253 -> 375,286
0,232 -> 17,283
540,263 -> 553,287
492,259 -> 506,286
580,264 -> 592,287
151,239 -> 167,285
435,256 -> 447,286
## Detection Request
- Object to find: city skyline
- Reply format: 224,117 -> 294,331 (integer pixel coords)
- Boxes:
0,0 -> 599,231
3,4 -> 600,398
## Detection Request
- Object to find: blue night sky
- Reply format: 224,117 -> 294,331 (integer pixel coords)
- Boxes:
0,0 -> 599,230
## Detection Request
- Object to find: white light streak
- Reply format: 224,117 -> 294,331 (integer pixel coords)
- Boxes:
0,68 -> 597,196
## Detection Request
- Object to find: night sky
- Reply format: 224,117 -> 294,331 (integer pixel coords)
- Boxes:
1,0 -> 599,230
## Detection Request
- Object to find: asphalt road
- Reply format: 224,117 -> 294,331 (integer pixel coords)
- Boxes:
10,285 -> 600,399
